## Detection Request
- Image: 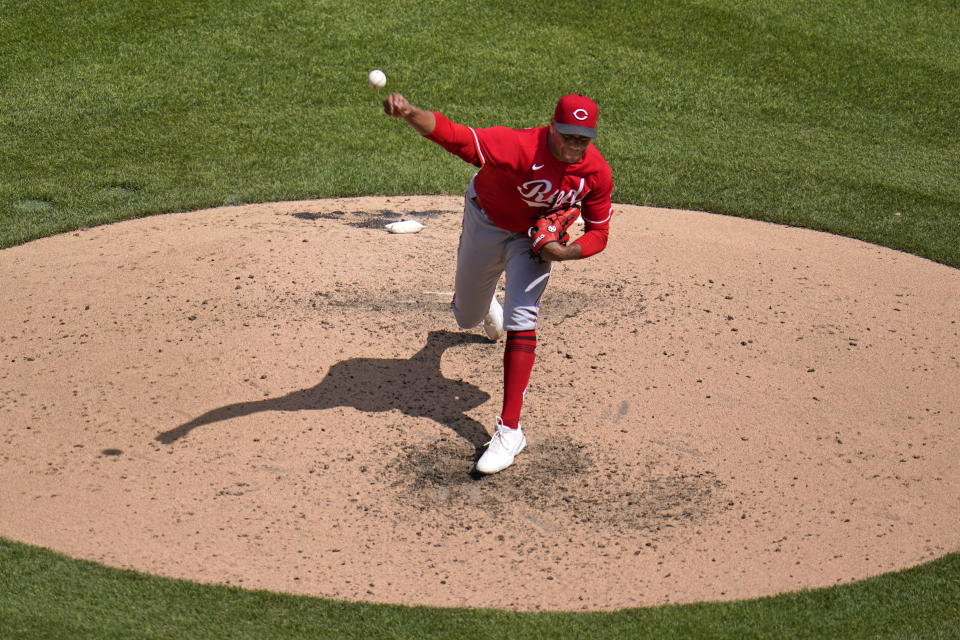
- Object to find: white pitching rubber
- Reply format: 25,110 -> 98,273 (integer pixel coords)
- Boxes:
386,220 -> 425,234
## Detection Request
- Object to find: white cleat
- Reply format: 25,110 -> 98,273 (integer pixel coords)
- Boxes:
482,295 -> 505,341
475,418 -> 526,474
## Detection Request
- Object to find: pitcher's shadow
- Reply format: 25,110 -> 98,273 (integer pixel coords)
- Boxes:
156,330 -> 493,447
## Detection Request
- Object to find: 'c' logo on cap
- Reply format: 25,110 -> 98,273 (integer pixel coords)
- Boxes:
573,108 -> 589,121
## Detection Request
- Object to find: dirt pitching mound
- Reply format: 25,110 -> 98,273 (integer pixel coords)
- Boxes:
1,195 -> 957,611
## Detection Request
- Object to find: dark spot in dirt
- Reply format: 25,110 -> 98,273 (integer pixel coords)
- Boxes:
291,208 -> 454,228
101,448 -> 123,457
396,209 -> 451,219
346,212 -> 405,229
388,435 -> 730,537
291,211 -> 346,222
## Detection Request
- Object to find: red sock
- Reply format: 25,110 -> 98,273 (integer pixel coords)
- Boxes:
500,330 -> 536,429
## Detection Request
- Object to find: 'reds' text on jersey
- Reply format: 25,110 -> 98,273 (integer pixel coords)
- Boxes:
426,111 -> 614,258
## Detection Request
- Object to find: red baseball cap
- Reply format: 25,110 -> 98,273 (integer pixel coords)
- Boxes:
553,94 -> 598,138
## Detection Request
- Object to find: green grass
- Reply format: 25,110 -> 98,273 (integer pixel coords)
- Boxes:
1,0 -> 958,638
2,539 -> 958,640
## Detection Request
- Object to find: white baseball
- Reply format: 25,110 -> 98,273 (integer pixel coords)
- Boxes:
367,69 -> 386,90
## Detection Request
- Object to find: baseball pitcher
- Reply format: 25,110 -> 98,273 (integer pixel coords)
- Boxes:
383,93 -> 614,474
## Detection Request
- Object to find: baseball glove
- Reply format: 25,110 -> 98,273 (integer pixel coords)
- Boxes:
528,206 -> 580,260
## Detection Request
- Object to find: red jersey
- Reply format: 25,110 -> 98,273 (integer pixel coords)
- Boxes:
426,111 -> 613,258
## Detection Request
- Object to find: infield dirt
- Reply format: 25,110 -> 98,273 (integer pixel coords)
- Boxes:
1,195 -> 957,611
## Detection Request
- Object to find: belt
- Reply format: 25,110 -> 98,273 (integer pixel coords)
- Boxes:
471,196 -> 483,210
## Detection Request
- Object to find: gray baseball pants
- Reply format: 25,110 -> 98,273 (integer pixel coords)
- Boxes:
451,189 -> 553,332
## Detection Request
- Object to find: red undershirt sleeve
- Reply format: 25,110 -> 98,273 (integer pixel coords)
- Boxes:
574,223 -> 610,258
425,111 -> 484,168
574,168 -> 613,258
